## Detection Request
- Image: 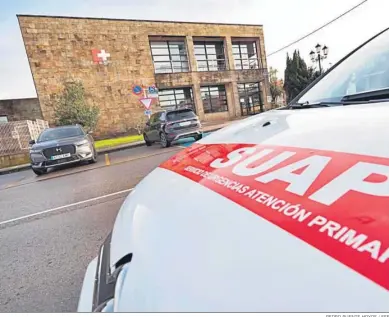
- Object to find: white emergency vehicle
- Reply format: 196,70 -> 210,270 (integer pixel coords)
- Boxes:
78,28 -> 389,312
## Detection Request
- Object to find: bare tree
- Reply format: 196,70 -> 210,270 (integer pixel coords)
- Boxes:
269,67 -> 285,107
130,115 -> 149,135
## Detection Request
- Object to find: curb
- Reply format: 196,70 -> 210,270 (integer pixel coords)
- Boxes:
96,141 -> 146,154
0,126 -> 226,175
0,164 -> 31,175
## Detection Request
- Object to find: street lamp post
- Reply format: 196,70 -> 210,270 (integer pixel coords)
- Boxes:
310,44 -> 329,74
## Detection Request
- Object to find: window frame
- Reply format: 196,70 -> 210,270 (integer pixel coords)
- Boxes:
200,85 -> 228,113
232,40 -> 261,70
158,87 -> 196,112
194,41 -> 227,72
237,82 -> 264,115
150,40 -> 189,74
237,82 -> 261,94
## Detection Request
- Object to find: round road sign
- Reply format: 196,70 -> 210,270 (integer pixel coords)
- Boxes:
132,85 -> 143,95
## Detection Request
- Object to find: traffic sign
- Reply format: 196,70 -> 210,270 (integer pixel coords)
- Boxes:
147,85 -> 159,98
132,85 -> 143,95
139,97 -> 153,109
144,110 -> 152,115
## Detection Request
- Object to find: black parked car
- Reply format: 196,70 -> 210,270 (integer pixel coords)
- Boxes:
143,109 -> 203,148
29,124 -> 97,176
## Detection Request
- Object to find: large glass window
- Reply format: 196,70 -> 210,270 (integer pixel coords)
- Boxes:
194,41 -> 227,71
232,41 -> 260,70
150,40 -> 189,73
158,88 -> 195,112
200,85 -> 228,113
238,82 -> 263,115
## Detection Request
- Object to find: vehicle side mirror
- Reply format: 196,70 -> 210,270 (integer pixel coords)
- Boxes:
29,140 -> 36,145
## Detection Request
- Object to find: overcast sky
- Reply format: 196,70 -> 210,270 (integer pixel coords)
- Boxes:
0,0 -> 388,99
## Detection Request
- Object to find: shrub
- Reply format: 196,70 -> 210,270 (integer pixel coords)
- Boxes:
54,80 -> 100,132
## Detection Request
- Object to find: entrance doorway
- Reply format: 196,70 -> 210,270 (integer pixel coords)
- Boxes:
238,82 -> 263,116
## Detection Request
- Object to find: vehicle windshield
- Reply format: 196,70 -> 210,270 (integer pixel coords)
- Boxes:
166,109 -> 196,121
37,126 -> 84,142
297,29 -> 389,104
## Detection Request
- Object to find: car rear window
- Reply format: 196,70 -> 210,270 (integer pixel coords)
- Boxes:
166,109 -> 196,121
38,126 -> 84,142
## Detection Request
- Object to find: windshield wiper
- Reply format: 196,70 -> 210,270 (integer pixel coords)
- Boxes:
341,88 -> 389,102
288,101 -> 343,109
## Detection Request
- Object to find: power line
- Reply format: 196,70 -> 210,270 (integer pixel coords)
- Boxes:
267,0 -> 368,57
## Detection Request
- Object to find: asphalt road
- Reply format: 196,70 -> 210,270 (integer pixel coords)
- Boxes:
0,142 -> 188,312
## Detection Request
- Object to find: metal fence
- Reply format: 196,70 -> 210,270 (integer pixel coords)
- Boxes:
0,119 -> 49,155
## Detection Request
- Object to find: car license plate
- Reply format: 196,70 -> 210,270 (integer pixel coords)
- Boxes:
51,153 -> 71,160
179,121 -> 191,127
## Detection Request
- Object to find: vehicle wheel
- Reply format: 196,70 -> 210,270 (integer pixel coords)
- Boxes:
144,134 -> 153,146
89,149 -> 98,164
32,168 -> 47,176
160,132 -> 171,148
194,134 -> 203,141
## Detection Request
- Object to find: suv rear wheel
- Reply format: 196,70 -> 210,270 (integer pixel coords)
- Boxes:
160,132 -> 171,148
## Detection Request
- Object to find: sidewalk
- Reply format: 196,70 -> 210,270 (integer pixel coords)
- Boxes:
0,119 -> 238,175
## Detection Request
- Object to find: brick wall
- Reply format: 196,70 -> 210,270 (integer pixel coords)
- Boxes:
18,15 -> 269,137
0,98 -> 42,121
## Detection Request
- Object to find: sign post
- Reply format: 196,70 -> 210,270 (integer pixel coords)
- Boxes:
139,98 -> 153,119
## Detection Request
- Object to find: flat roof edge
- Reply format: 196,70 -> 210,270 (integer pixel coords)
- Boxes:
16,14 -> 263,27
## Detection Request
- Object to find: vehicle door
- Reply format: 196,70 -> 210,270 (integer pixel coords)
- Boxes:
144,114 -> 156,141
149,113 -> 162,141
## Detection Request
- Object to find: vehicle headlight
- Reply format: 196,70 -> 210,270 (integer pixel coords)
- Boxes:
30,153 -> 45,163
30,149 -> 42,154
75,140 -> 89,146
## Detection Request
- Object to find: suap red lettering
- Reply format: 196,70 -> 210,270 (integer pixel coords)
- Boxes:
160,143 -> 389,290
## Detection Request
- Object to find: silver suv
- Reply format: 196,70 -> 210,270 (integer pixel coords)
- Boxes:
29,124 -> 97,175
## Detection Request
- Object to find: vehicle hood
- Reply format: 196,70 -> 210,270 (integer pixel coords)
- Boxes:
31,135 -> 86,150
111,103 -> 389,312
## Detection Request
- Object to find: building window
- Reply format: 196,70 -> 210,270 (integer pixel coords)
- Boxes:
158,88 -> 195,112
200,85 -> 228,113
232,40 -> 260,70
0,116 -> 8,123
194,41 -> 227,71
150,40 -> 189,73
238,82 -> 263,116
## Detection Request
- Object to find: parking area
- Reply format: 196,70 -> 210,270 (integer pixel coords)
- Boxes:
0,139 -> 195,312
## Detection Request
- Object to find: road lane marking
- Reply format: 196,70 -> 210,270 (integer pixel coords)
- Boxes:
0,188 -> 134,227
4,181 -> 22,189
105,153 -> 111,166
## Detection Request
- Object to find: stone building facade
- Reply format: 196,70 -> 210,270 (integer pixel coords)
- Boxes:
18,15 -> 269,137
0,98 -> 42,123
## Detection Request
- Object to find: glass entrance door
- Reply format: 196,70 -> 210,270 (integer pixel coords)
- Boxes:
238,82 -> 263,116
